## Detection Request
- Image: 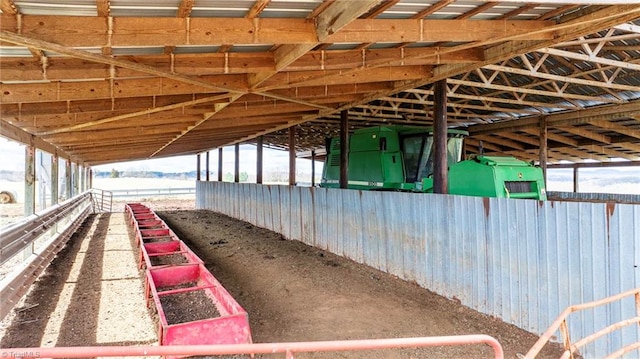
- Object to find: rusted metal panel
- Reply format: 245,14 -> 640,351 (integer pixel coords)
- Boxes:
196,182 -> 640,358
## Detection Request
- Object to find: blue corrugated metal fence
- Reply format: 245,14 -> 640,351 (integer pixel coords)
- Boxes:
196,182 -> 640,358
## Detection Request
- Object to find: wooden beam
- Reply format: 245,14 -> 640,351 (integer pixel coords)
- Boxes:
1,0 -> 17,15
538,5 -> 579,21
589,120 -> 640,141
469,101 -> 640,135
378,95 -> 539,116
497,131 -> 539,147
96,0 -> 109,16
521,128 -> 579,147
0,41 -> 484,81
544,146 -> 609,162
0,119 -> 78,161
362,0 -> 400,19
257,136 -> 263,184
218,147 -> 223,181
249,0 -> 381,88
498,3 -> 539,20
260,65 -> 432,90
325,19 -> 554,43
234,143 -> 240,183
206,151 -> 210,181
246,0 -> 270,18
149,94 -> 242,158
474,135 -> 527,150
448,78 -> 622,104
51,153 -> 59,204
0,77 -> 239,104
196,153 -> 201,181
404,88 -> 573,110
457,2 -> 497,20
430,5 -> 640,82
555,126 -> 611,144
539,116 -> 547,184
340,109 -> 349,189
537,48 -> 640,72
316,6 -> 640,128
411,0 -> 453,19
36,94 -> 233,135
0,16 -> 550,48
0,30 -> 246,94
433,79 -> 448,194
24,144 -> 35,216
176,0 -> 194,17
311,150 -> 316,187
483,64 -> 640,92
289,126 -> 296,186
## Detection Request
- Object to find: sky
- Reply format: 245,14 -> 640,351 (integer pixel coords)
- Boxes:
0,137 -> 317,175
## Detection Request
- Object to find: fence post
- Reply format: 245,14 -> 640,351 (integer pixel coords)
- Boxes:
560,320 -> 573,359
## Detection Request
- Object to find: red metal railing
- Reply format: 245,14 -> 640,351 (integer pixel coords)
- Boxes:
524,287 -> 640,359
1,334 -> 504,358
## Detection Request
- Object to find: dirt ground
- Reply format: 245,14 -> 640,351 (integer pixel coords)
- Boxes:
1,198 -> 565,358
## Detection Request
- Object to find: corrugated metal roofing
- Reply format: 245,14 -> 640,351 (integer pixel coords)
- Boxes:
13,0 -> 96,16
0,46 -> 31,57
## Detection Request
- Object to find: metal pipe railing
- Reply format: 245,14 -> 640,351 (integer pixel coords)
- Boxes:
524,287 -> 640,359
1,334 -> 504,358
89,188 -> 113,212
0,192 -> 91,265
0,197 -> 91,320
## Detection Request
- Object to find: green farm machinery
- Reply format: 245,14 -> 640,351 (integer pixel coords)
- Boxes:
320,125 -> 547,200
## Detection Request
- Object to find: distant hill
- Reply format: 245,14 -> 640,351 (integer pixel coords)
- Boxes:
0,170 -> 199,181
94,170 -> 198,179
0,170 -> 24,182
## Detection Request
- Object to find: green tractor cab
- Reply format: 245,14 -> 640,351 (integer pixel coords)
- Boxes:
320,125 -> 546,200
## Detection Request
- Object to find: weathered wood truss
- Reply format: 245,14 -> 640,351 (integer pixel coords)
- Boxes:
1,1 -> 639,165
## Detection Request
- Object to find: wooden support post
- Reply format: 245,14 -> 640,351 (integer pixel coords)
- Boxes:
340,110 -> 349,189
196,154 -> 201,181
218,148 -> 223,181
65,159 -> 72,200
573,166 -> 579,193
80,165 -> 85,192
433,79 -> 448,194
539,116 -> 548,186
234,143 -> 240,183
206,151 -> 210,181
24,144 -> 36,216
23,144 -> 36,259
289,127 -> 296,186
73,163 -> 79,196
81,166 -> 86,192
311,150 -> 316,187
257,136 -> 264,184
51,154 -> 59,205
89,168 -> 93,189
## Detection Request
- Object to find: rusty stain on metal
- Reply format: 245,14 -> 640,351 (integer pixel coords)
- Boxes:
482,197 -> 490,218
605,202 -> 616,246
